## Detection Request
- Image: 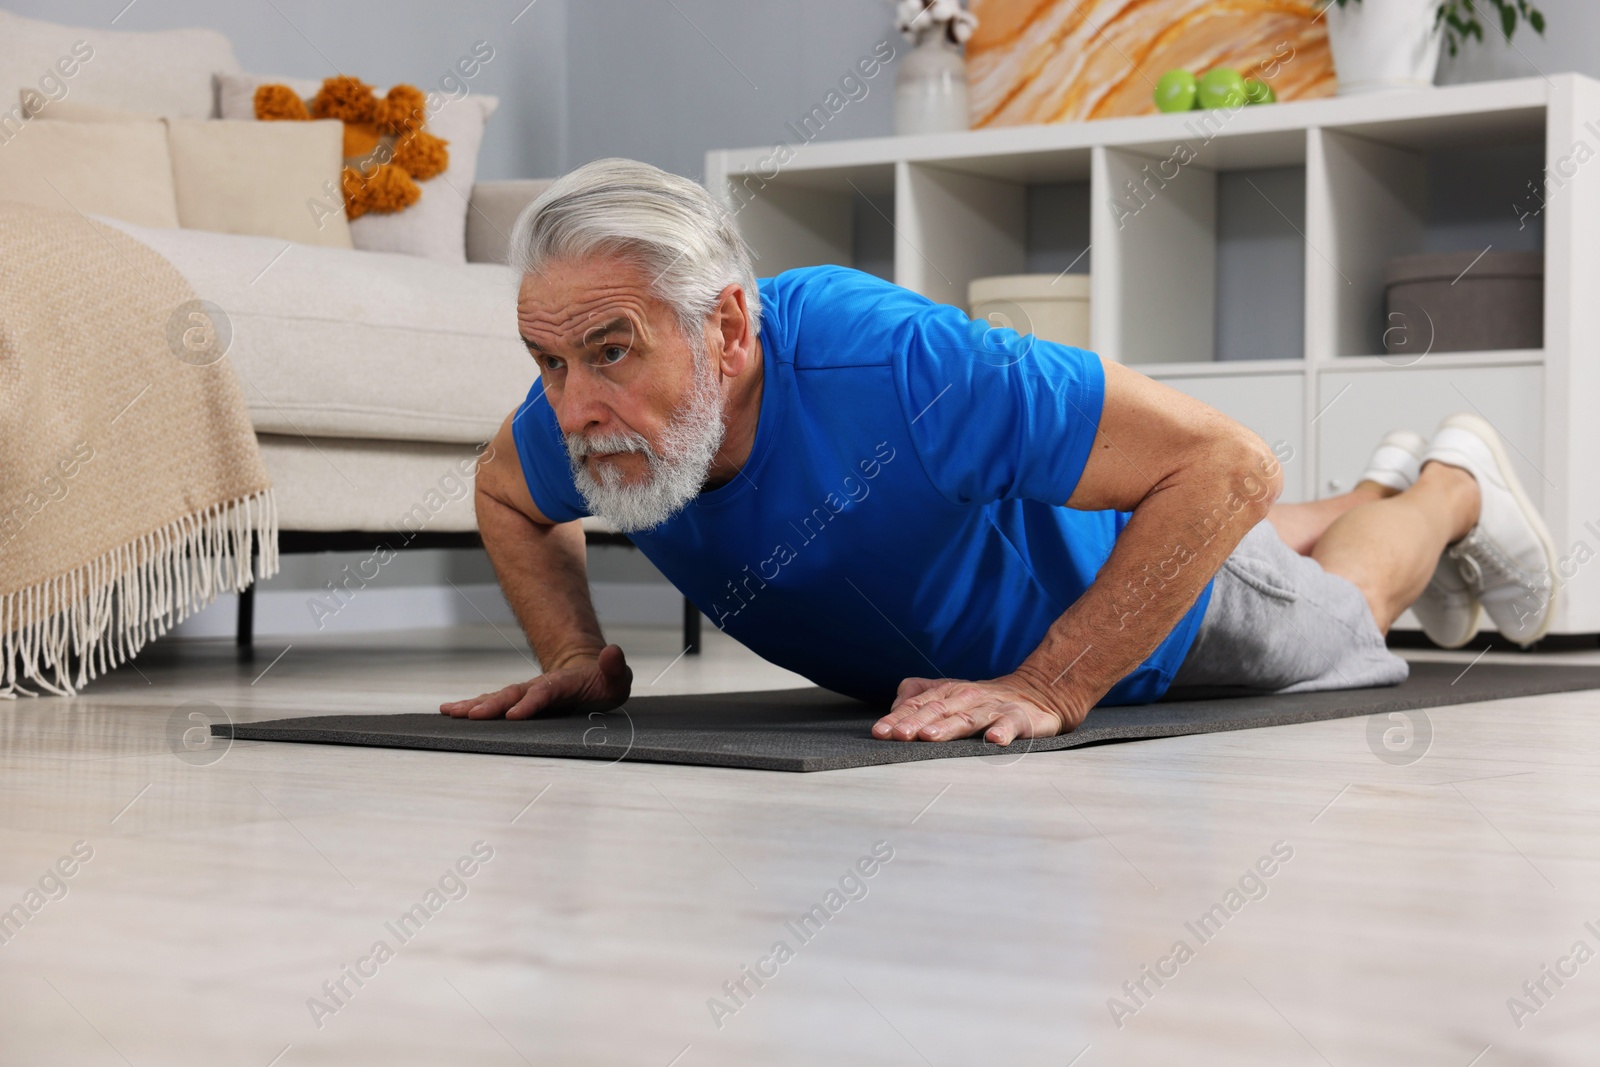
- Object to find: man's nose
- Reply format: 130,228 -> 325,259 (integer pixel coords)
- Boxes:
554,364 -> 612,437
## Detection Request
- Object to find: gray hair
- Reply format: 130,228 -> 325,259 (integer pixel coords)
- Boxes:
507,157 -> 762,353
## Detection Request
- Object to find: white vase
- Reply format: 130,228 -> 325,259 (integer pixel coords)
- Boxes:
1324,0 -> 1444,95
894,28 -> 969,135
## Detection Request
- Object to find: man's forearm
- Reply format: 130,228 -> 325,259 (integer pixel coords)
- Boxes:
1013,445 -> 1283,722
476,488 -> 606,671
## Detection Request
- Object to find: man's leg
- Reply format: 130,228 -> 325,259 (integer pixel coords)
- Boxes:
1308,462 -> 1481,633
1267,482 -> 1394,556
1269,429 -> 1430,556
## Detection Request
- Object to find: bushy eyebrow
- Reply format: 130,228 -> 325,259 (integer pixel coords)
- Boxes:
522,316 -> 634,356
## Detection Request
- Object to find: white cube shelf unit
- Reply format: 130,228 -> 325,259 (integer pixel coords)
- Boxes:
705,74 -> 1600,636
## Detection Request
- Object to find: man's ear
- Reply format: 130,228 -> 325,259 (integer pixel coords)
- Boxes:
713,282 -> 757,377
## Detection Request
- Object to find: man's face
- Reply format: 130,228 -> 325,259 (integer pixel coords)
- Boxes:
517,253 -> 726,531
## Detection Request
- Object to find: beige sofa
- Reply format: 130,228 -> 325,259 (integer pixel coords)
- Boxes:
100,180 -> 557,540
110,182 -> 699,650
0,10 -> 694,651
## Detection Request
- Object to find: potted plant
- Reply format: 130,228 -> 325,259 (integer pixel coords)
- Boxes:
1320,0 -> 1546,95
892,0 -> 979,134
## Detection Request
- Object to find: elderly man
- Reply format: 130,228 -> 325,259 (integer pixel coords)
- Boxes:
441,158 -> 1559,745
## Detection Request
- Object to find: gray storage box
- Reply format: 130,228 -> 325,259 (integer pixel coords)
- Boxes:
1382,250 -> 1543,355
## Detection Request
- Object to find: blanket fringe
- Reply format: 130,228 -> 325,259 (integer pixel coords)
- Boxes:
1,488 -> 280,698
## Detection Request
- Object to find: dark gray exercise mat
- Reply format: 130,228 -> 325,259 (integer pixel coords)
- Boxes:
213,661 -> 1600,772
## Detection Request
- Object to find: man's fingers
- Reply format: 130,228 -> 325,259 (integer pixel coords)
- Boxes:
915,701 -> 1042,744
508,668 -> 605,719
597,643 -> 628,676
442,650 -> 638,721
598,644 -> 634,695
465,682 -> 535,719
872,677 -> 1072,745
873,696 -> 939,738
979,703 -> 1066,745
895,676 -> 941,701
980,704 -> 1028,746
885,689 -> 976,740
505,676 -> 558,720
873,681 -> 960,738
440,689 -> 501,716
890,678 -> 950,713
917,701 -> 1008,742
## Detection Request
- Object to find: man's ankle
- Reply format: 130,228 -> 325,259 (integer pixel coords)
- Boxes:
1419,460 -> 1481,542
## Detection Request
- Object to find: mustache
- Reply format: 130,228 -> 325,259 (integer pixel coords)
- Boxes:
566,429 -> 654,459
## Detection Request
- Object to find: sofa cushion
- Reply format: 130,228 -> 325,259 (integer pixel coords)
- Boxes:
257,434 -> 620,535
0,10 -> 241,120
166,118 -> 354,248
0,119 -> 179,228
256,433 -> 482,532
26,96 -> 354,248
100,218 -> 537,445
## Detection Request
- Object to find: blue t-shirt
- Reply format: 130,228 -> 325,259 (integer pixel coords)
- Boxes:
512,264 -> 1213,708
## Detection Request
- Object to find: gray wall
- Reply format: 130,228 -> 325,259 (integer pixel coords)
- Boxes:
565,0 -> 901,183
1437,0 -> 1600,86
3,0 -> 569,181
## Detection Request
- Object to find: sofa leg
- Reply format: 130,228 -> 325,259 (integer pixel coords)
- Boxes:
683,596 -> 701,655
237,539 -> 256,656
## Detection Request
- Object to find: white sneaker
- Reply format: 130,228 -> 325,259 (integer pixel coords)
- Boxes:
1413,553 -> 1484,649
1359,430 -> 1427,492
1421,414 -> 1559,646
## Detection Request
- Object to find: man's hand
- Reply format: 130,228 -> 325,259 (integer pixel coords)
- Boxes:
439,644 -> 632,720
871,671 -> 1087,745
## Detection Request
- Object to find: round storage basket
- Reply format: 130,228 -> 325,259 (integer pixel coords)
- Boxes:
1382,250 -> 1543,355
968,273 -> 1091,349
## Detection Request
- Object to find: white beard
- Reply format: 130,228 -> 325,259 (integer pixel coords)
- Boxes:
565,341 -> 727,533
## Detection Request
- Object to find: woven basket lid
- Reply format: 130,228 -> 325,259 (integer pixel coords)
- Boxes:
969,272 -> 1090,304
1383,250 -> 1543,286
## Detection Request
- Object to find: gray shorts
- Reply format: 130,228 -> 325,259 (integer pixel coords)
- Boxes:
1168,519 -> 1409,694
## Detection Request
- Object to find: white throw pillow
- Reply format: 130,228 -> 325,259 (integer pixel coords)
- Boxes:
0,9 -> 240,121
215,72 -> 321,117
216,72 -> 497,263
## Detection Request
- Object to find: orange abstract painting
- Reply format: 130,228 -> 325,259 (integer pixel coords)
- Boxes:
967,0 -> 1336,127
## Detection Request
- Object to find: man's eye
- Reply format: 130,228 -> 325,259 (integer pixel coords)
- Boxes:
598,345 -> 628,364
540,355 -> 563,371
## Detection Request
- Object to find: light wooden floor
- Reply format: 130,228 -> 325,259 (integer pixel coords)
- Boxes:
3,622 -> 1599,1065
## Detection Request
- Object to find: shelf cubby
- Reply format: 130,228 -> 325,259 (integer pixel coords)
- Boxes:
1214,165 -> 1307,362
1308,119 -> 1546,359
1092,131 -> 1308,365
721,162 -> 896,282
890,151 -> 1092,315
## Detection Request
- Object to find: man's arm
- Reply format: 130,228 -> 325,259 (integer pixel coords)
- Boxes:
438,411 -> 632,719
875,356 -> 1282,744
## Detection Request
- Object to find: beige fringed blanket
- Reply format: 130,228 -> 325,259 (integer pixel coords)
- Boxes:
1,202 -> 279,696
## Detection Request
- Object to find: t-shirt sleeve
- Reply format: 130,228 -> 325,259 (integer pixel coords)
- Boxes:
508,379 -> 591,523
891,288 -> 1106,507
